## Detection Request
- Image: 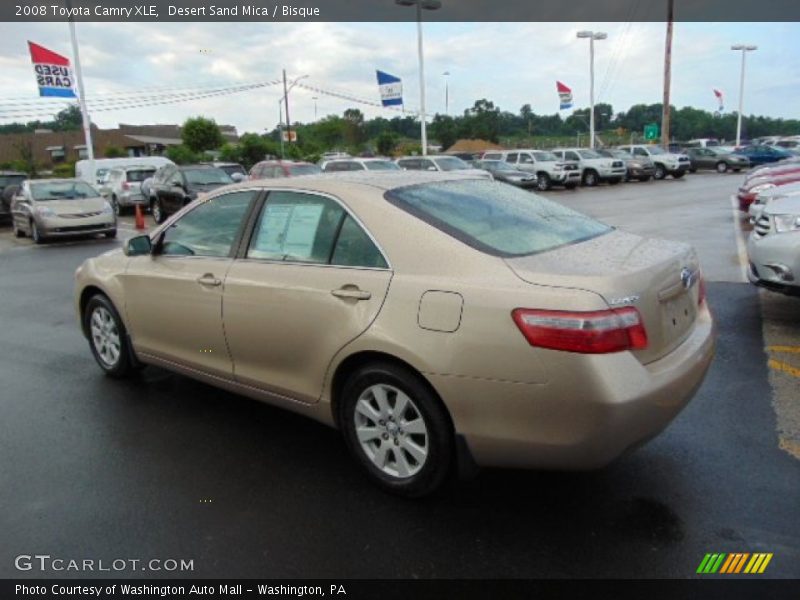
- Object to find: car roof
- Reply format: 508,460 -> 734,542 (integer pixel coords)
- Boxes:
218,170 -> 485,194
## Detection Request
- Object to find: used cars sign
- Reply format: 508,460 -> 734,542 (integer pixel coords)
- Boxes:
27,41 -> 76,98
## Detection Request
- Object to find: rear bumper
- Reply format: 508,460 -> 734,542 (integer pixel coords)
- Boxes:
430,307 -> 715,470
117,192 -> 147,207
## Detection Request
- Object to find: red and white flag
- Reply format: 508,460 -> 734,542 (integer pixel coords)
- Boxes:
713,88 -> 724,112
557,81 -> 573,110
28,41 -> 76,98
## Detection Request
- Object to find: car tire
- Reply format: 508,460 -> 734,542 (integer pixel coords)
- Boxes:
582,170 -> 599,187
716,161 -> 729,174
536,173 -> 551,191
654,164 -> 667,180
151,198 -> 166,224
31,220 -> 44,244
672,171 -> 685,179
84,294 -> 135,378
13,219 -> 24,238
340,362 -> 454,498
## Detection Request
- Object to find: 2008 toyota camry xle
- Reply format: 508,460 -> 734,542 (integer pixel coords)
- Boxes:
75,172 -> 715,497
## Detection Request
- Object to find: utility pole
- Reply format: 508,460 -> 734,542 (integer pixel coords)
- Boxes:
661,0 -> 674,149
66,0 -> 94,181
282,69 -> 291,145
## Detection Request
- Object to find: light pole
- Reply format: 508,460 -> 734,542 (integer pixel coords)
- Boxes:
732,44 -> 757,147
443,70 -> 450,115
396,0 -> 442,156
312,96 -> 318,121
576,30 -> 607,149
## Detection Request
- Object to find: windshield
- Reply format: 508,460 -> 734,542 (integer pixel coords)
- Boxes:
433,156 -> 470,171
183,168 -> 233,186
126,169 -> 156,182
533,151 -> 558,162
365,160 -> 401,171
386,180 -> 611,257
31,181 -> 98,201
0,175 -> 26,188
577,150 -> 602,159
218,164 -> 247,176
288,164 -> 322,176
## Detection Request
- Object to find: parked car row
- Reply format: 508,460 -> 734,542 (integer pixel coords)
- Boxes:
744,155 -> 800,296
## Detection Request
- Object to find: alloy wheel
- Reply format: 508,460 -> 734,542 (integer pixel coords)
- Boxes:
353,383 -> 429,479
90,306 -> 121,368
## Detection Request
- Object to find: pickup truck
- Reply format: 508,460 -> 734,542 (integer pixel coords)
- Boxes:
617,144 -> 691,180
551,148 -> 627,186
481,150 -> 581,191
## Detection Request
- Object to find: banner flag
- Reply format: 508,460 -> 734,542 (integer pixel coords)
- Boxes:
376,70 -> 403,107
557,81 -> 573,110
28,41 -> 76,98
713,88 -> 724,112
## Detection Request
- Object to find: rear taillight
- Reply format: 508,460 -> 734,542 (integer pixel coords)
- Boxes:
512,307 -> 648,354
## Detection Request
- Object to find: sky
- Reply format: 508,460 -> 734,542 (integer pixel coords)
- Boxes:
0,21 -> 798,134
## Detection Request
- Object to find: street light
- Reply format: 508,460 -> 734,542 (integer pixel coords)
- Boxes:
443,70 -> 450,115
576,30 -> 607,149
312,96 -> 319,121
731,44 -> 757,147
396,0 -> 442,155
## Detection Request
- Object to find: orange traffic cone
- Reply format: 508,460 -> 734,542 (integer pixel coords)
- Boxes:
134,204 -> 145,230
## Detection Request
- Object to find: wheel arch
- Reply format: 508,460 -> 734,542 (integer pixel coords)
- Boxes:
329,350 -> 454,436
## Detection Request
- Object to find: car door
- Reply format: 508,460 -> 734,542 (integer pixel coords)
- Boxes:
122,190 -> 258,377
222,190 -> 392,404
162,169 -> 187,214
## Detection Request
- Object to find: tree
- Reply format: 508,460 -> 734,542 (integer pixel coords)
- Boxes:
430,115 -> 458,151
165,145 -> 199,165
376,131 -> 400,156
237,133 -> 278,169
343,108 -> 365,147
181,117 -> 224,153
14,140 -> 37,176
52,105 -> 83,131
103,146 -> 126,158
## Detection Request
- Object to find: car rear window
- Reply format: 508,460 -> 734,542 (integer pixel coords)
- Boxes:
385,180 -> 612,257
126,169 -> 155,182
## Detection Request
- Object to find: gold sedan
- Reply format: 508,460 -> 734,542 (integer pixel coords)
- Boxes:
75,172 -> 715,497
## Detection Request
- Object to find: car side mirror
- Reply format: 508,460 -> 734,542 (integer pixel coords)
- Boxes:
124,234 -> 152,257
230,173 -> 245,183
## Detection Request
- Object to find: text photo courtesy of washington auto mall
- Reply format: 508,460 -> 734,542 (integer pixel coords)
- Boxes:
0,0 -> 799,598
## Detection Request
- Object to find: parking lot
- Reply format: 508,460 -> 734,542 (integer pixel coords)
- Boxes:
0,172 -> 798,579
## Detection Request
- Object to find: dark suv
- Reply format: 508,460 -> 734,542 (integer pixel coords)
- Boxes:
149,164 -> 233,224
0,171 -> 28,222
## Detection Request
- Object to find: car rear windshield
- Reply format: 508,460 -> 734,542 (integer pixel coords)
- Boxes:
126,169 -> 155,182
31,181 -> 98,201
432,157 -> 470,171
0,175 -> 26,188
365,161 -> 401,171
184,168 -> 233,185
288,164 -> 322,176
386,180 -> 612,257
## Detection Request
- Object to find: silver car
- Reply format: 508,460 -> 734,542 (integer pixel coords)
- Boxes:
748,195 -> 800,295
11,179 -> 116,244
103,166 -> 157,216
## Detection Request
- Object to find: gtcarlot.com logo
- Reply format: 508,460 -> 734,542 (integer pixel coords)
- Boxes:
14,554 -> 194,573
697,552 -> 773,574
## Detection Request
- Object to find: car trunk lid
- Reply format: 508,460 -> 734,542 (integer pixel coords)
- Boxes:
504,229 -> 702,364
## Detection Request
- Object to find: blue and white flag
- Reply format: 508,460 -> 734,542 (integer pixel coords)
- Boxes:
376,70 -> 403,107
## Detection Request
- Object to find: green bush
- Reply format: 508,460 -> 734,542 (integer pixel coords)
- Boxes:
52,162 -> 75,178
165,145 -> 200,165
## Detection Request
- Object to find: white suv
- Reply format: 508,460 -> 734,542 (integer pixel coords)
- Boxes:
617,145 -> 691,180
481,150 -> 581,191
747,195 -> 800,295
551,148 -> 627,187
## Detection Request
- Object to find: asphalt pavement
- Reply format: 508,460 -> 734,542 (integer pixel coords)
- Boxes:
0,173 -> 798,579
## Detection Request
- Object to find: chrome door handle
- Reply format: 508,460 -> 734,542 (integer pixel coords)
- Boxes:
331,287 -> 371,301
197,273 -> 222,287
